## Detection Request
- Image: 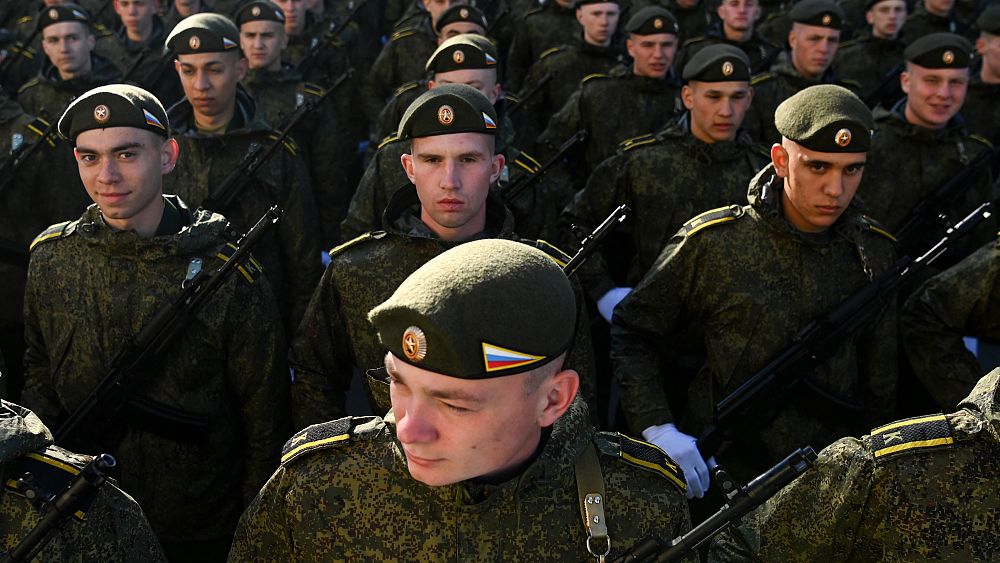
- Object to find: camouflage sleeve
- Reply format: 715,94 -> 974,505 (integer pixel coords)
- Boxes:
857,251 -> 899,426
360,43 -> 398,124
504,23 -> 534,94
227,467 -> 295,562
20,250 -> 65,426
902,238 -> 1000,409
341,147 -> 391,241
534,87 -> 583,160
708,437 -> 878,562
275,149 -> 324,333
305,99 -> 354,247
96,483 -> 169,562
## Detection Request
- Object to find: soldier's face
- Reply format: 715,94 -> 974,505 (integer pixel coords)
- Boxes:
924,0 -> 954,16
423,0 -> 454,28
41,22 -> 96,80
74,127 -> 179,234
386,353 -> 577,486
772,140 -> 865,233
274,0 -> 307,35
577,3 -> 620,47
626,33 -> 677,79
683,81 -> 753,143
175,52 -> 248,121
977,32 -> 1000,81
241,21 -> 287,70
717,0 -> 761,33
429,68 -> 501,104
900,63 -> 968,130
865,0 -> 906,40
437,21 -> 485,42
401,132 -> 504,242
788,23 -> 839,79
114,0 -> 159,34
174,0 -> 200,16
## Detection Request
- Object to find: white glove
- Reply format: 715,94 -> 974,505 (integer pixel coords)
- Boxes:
597,287 -> 633,323
642,423 -> 711,499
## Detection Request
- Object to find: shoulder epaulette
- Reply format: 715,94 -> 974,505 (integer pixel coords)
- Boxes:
329,231 -> 377,256
525,5 -> 546,17
393,80 -> 421,98
582,72 -> 609,84
681,205 -> 745,237
534,239 -> 571,267
838,37 -> 862,50
619,132 -> 659,152
26,116 -> 57,147
506,93 -> 521,105
378,132 -> 401,149
17,77 -> 41,95
266,133 -> 298,156
93,23 -> 113,37
539,46 -> 563,60
840,78 -> 863,90
682,35 -> 707,48
969,134 -> 994,149
750,72 -> 775,86
512,151 -> 542,174
858,214 -> 897,242
17,15 -> 33,25
281,416 -> 383,466
302,82 -> 326,98
4,446 -> 99,521
390,27 -> 415,41
595,432 -> 687,493
30,220 -> 75,251
869,413 -> 954,462
215,242 -> 264,285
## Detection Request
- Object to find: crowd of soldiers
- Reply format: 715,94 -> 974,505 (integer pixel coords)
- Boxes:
0,0 -> 998,559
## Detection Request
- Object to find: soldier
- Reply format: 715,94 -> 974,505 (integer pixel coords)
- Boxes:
17,4 -> 123,117
962,5 -> 1000,141
709,367 -> 1000,562
1,399 -> 167,561
834,0 -> 907,109
902,235 -> 1000,410
679,0 -> 780,74
744,0 -> 856,144
162,0 -> 212,32
662,0 -> 710,43
162,13 -> 322,334
230,237 -> 691,561
272,0 -> 351,83
21,84 -> 290,562
612,85 -> 898,496
289,84 -> 597,430
900,0 -> 970,45
504,0 -> 581,93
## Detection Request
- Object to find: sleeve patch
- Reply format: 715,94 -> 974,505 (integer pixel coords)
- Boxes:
5,447 -> 98,521
329,232 -> 375,256
616,434 -> 687,492
215,242 -> 264,284
281,418 -> 353,465
870,414 -> 955,461
29,221 -> 74,252
303,82 -> 326,97
969,134 -> 994,149
682,205 -> 744,236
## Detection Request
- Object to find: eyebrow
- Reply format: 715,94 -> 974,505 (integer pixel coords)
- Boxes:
179,60 -> 227,69
75,142 -> 145,154
385,359 -> 485,403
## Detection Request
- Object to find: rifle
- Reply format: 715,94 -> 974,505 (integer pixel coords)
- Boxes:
203,69 -> 353,210
614,447 -> 817,562
297,0 -> 371,76
2,454 -> 117,563
0,25 -> 40,77
861,62 -> 903,109
54,207 -> 283,445
697,202 -> 993,459
563,204 -> 629,277
508,72 -> 553,117
500,129 -> 587,204
0,115 -> 58,195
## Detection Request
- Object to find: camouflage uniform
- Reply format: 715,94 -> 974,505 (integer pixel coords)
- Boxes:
78,0 -> 120,30
290,185 -> 598,429
709,367 -> 1000,562
94,17 -> 185,108
833,32 -> 905,109
612,164 -> 899,480
16,55 -> 123,117
661,0 -> 710,42
679,22 -> 781,75
282,12 -> 354,85
961,75 -> 1000,142
900,2 -> 971,44
0,401 -> 167,562
505,1 -> 581,93
228,398 -> 692,561
21,198 -> 291,548
360,13 -> 437,122
162,88 -> 323,333
902,235 -> 1000,409
0,10 -> 46,95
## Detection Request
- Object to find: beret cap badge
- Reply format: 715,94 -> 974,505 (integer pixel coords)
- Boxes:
402,326 -> 427,362
722,61 -> 734,76
189,35 -> 201,50
822,13 -> 831,24
653,17 -> 663,28
251,5 -> 261,15
453,49 -> 464,63
49,8 -> 59,19
835,128 -> 852,147
943,50 -> 955,64
460,7 -> 469,18
437,104 -> 454,125
93,104 -> 110,124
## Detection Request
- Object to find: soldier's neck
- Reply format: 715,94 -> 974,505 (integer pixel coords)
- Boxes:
723,25 -> 752,43
194,103 -> 236,134
981,62 -> 1000,84
103,193 -> 166,239
125,21 -> 154,43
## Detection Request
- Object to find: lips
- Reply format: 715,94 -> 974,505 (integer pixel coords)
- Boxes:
815,205 -> 840,215
404,450 -> 442,467
437,198 -> 464,210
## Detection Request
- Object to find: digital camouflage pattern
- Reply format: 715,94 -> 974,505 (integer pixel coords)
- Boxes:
902,235 -> 1000,409
228,398 -> 693,562
900,2 -> 971,45
281,11 -> 353,85
611,164 -> 899,480
709,367 -> 1000,562
162,88 -> 323,333
504,1 -> 581,93
290,185 -> 598,430
560,119 -> 769,302
960,76 -> 1000,143
16,55 -> 123,118
360,15 -> 437,123
21,199 -> 291,543
0,401 -> 167,562
679,23 -> 780,75
94,17 -> 185,108
833,33 -> 905,109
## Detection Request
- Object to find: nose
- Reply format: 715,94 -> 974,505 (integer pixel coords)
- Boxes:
394,401 -> 438,445
192,69 -> 210,91
719,98 -> 734,117
822,172 -> 846,198
96,158 -> 121,185
440,159 -> 460,190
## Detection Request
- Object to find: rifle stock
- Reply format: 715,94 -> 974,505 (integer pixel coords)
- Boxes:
563,204 -> 630,277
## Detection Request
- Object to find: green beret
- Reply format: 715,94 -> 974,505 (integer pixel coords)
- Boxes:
977,5 -> 1000,35
774,84 -> 872,152
864,0 -> 896,11
426,34 -> 498,74
904,32 -> 972,69
789,0 -> 844,29
235,1 -> 285,26
369,239 -> 576,379
625,6 -> 678,35
166,13 -> 241,55
682,44 -> 751,82
35,4 -> 90,33
433,4 -> 488,34
58,84 -> 170,140
575,0 -> 621,8
398,83 -> 498,139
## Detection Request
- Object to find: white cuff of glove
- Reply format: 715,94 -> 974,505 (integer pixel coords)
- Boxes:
597,287 -> 633,323
642,423 -> 711,499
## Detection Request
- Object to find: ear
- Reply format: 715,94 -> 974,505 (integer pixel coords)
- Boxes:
488,82 -> 501,104
161,138 -> 180,174
899,69 -> 910,94
489,152 -> 505,184
681,84 -> 695,110
236,56 -> 249,81
535,369 -> 580,428
174,58 -> 182,75
427,78 -> 437,89
576,8 -> 585,25
716,3 -> 725,19
626,37 -> 637,59
787,28 -> 796,49
976,36 -> 986,55
770,142 -> 789,177
114,0 -> 123,14
401,152 -> 417,184
865,9 -> 875,26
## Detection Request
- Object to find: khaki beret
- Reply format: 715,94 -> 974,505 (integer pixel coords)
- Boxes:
369,239 -> 576,379
904,32 -> 972,69
789,0 -> 844,29
236,1 -> 285,26
433,4 -> 488,34
426,34 -> 498,74
398,83 -> 498,139
775,84 -> 872,152
166,13 -> 241,54
576,0 -> 621,7
682,44 -> 751,82
36,4 -> 90,33
58,84 -> 170,140
625,6 -> 679,35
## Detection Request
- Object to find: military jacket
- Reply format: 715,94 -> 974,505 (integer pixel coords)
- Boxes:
163,88 -> 323,333
902,235 -> 1000,409
661,0 -> 711,42
611,164 -> 899,480
282,12 -> 354,85
900,3 -> 971,45
16,55 -> 123,117
228,398 -> 692,562
505,1 -> 582,93
960,76 -> 1000,142
94,17 -> 184,108
290,185 -> 597,429
360,14 -> 437,123
833,33 -> 905,109
0,401 -> 167,562
679,23 -> 780,75
21,199 -> 290,542
709,367 -> 1000,562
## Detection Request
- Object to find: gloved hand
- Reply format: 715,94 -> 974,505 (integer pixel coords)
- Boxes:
597,287 -> 633,323
642,423 -> 711,499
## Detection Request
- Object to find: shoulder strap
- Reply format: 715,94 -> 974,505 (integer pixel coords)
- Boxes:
869,414 -> 955,462
575,442 -> 610,561
29,221 -> 75,252
681,205 -> 745,237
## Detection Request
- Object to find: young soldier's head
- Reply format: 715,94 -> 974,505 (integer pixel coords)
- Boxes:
787,0 -> 843,79
59,84 -> 178,238
682,44 -> 753,143
865,0 -> 906,40
39,4 -> 96,80
171,0 -> 203,17
770,84 -> 872,233
625,7 -> 679,80
423,0 -> 461,29
922,0 -> 953,18
167,13 -> 248,131
236,1 -> 287,71
975,5 -> 1000,84
717,0 -> 761,42
425,34 -> 501,104
114,0 -> 159,43
900,32 -> 971,130
433,5 -> 487,43
398,85 -> 504,241
575,0 -> 620,47
370,238 -> 579,487
272,0 -> 307,36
